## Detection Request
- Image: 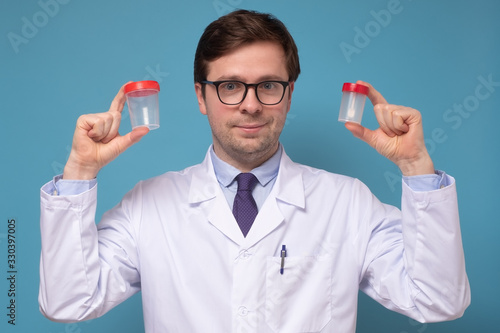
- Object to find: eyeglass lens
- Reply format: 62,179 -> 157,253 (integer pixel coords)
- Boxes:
217,81 -> 286,105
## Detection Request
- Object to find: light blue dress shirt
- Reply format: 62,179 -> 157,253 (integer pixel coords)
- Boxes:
209,144 -> 282,211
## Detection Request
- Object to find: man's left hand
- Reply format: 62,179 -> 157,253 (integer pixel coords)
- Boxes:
344,80 -> 435,176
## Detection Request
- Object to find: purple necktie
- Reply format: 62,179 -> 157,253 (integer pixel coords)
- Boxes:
233,173 -> 258,237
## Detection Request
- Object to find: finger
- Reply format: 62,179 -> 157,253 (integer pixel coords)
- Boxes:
391,107 -> 411,134
109,81 -> 133,114
380,104 -> 413,136
85,116 -> 103,140
373,104 -> 399,137
129,126 -> 150,143
344,122 -> 377,147
356,80 -> 388,106
79,114 -> 107,141
102,82 -> 132,142
110,127 -> 150,156
374,103 -> 415,137
86,113 -> 114,142
101,111 -> 122,144
356,80 -> 398,136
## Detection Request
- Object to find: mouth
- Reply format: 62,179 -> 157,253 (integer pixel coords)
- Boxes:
235,123 -> 266,134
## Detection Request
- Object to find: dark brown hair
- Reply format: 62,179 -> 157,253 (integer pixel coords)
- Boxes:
194,10 -> 300,84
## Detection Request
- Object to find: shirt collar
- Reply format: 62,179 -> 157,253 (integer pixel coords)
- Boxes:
210,144 -> 282,188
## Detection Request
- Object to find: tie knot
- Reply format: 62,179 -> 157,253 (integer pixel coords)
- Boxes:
235,173 -> 258,192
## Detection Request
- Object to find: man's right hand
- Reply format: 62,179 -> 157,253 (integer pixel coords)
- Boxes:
63,83 -> 149,180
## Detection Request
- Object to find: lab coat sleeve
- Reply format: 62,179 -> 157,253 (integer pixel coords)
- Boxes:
359,175 -> 470,322
38,182 -> 141,322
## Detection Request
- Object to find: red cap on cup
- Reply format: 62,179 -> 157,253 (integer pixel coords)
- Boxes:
342,82 -> 369,95
124,80 -> 160,94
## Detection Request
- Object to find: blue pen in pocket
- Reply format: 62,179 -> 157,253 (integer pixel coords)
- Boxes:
280,245 -> 286,275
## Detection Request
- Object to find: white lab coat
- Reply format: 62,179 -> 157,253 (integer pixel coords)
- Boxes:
39,148 -> 470,333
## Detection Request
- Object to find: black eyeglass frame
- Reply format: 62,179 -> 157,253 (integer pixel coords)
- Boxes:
201,80 -> 290,105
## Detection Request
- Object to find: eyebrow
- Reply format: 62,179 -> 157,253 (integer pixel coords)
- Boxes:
213,74 -> 288,82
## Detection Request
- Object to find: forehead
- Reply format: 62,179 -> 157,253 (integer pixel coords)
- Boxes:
206,41 -> 288,81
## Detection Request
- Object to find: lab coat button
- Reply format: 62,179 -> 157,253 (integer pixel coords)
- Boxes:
239,250 -> 251,260
238,306 -> 248,316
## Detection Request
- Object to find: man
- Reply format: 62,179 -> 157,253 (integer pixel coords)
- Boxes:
39,9 -> 470,332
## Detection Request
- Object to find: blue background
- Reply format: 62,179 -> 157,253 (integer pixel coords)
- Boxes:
1,0 -> 499,332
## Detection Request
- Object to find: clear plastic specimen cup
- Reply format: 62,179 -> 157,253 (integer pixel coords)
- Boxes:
338,82 -> 369,124
124,80 -> 160,130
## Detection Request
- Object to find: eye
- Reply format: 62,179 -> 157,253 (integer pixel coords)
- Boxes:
220,82 -> 241,91
261,82 -> 276,90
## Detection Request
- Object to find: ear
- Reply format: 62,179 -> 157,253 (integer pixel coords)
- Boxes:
195,82 -> 207,115
285,81 -> 295,113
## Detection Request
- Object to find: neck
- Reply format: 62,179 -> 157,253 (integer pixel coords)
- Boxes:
212,143 -> 279,173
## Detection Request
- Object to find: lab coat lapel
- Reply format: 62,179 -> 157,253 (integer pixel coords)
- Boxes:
189,151 -> 244,245
188,149 -> 306,247
242,151 -> 306,248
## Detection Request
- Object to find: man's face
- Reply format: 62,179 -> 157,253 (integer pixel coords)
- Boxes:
195,41 -> 294,171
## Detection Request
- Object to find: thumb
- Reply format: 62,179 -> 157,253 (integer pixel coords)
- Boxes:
344,122 -> 375,146
129,126 -> 150,144
110,127 -> 150,156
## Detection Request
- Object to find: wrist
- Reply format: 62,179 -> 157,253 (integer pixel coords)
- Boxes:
397,153 -> 435,176
63,159 -> 99,180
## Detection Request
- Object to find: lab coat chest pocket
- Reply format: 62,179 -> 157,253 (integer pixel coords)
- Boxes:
265,255 -> 332,332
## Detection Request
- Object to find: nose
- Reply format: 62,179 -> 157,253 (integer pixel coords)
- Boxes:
239,86 -> 262,114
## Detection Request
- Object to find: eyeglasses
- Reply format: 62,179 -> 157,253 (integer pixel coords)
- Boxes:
201,80 -> 290,105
